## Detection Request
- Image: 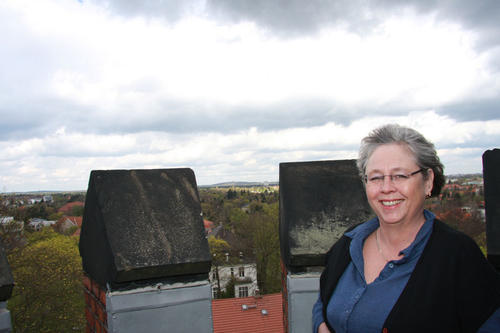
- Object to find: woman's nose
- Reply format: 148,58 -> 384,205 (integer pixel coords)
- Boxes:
380,176 -> 396,192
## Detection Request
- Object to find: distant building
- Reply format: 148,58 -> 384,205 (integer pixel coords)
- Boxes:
0,216 -> 14,224
441,182 -> 483,199
210,260 -> 258,299
28,218 -> 56,231
203,219 -> 215,234
29,197 -> 43,205
56,216 -> 83,233
0,216 -> 23,233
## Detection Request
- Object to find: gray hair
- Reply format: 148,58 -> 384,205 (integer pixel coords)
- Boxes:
357,124 -> 445,197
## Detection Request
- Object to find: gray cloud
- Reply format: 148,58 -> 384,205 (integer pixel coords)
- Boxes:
0,96 -> 92,140
0,88 -> 349,139
439,135 -> 500,151
0,88 -> 457,141
92,1 -> 500,44
389,0 -> 500,53
3,1 -> 500,192
2,5 -> 498,134
88,0 -> 500,77
91,0 -> 381,36
206,0 -> 374,36
208,0 -> 500,42
84,98 -> 341,134
437,97 -> 500,122
90,0 -> 202,22
402,0 -> 500,33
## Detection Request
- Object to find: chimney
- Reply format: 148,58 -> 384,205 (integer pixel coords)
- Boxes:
79,168 -> 213,333
0,243 -> 14,333
279,160 -> 371,333
483,149 -> 500,271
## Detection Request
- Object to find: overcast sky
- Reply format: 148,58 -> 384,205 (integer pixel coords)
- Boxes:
1,0 -> 499,192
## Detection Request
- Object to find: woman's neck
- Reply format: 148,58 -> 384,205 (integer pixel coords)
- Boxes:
378,214 -> 426,255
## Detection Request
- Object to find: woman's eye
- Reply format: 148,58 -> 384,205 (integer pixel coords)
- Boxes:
393,174 -> 409,180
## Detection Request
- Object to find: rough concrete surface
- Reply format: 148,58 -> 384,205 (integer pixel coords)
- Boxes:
280,160 -> 372,270
79,168 -> 211,287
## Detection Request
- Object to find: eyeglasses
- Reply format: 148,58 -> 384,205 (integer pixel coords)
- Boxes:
364,168 -> 426,186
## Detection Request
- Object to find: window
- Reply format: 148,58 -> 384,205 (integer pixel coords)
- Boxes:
238,286 -> 248,298
230,267 -> 234,277
238,266 -> 245,277
212,287 -> 219,299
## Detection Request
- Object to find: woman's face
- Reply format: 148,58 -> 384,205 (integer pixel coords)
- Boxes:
364,143 -> 434,227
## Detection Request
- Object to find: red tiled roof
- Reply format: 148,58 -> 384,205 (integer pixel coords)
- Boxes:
65,216 -> 83,227
212,293 -> 284,333
204,219 -> 214,230
58,201 -> 84,214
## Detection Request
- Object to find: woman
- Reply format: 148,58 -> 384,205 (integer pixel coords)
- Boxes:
312,124 -> 500,333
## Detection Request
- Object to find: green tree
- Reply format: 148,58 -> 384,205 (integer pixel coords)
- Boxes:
226,189 -> 237,200
23,227 -> 58,243
24,203 -> 49,220
251,203 -> 281,294
0,219 -> 25,252
208,236 -> 230,298
71,205 -> 84,217
219,276 -> 236,299
7,229 -> 85,332
69,194 -> 85,202
48,212 -> 63,221
200,187 -> 281,295
229,207 -> 247,224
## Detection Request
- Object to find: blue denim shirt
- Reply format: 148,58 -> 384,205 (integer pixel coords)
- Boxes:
312,210 -> 435,333
312,210 -> 500,332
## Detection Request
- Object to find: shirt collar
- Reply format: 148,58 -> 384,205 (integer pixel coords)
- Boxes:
397,210 -> 435,263
345,209 -> 435,264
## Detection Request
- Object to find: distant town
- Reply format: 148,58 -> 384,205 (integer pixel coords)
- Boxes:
0,173 -> 486,251
0,173 -> 483,195
0,173 -> 488,332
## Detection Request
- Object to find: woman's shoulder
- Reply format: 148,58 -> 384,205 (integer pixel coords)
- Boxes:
431,218 -> 484,257
432,219 -> 477,244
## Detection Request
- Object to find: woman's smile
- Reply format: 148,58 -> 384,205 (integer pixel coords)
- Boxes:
380,199 -> 404,207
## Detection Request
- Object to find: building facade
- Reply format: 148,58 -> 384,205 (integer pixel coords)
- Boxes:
209,262 -> 258,298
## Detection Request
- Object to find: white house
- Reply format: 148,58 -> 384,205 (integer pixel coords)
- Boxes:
0,216 -> 24,232
209,262 -> 258,299
28,218 -> 56,231
29,197 -> 43,205
0,216 -> 14,224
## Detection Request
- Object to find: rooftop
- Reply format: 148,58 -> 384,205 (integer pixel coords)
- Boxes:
211,293 -> 284,333
57,201 -> 84,214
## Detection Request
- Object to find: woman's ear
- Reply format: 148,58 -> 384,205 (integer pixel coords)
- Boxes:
425,168 -> 434,196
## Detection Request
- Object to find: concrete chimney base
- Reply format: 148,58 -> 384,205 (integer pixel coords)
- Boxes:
0,302 -> 12,333
286,274 -> 320,333
106,281 -> 213,333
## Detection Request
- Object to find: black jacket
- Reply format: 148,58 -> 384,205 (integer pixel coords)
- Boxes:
320,220 -> 500,333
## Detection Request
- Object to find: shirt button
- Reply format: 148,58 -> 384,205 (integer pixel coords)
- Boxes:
388,263 -> 394,268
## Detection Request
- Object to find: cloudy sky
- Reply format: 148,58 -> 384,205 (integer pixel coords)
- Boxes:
1,0 -> 499,192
